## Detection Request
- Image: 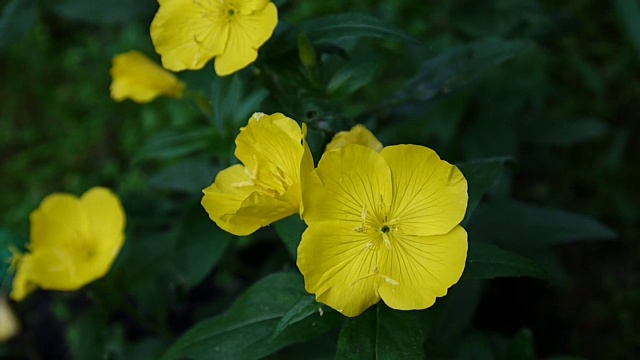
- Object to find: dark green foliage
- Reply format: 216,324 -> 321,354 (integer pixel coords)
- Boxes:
0,0 -> 637,359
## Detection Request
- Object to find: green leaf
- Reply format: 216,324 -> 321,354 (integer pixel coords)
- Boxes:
401,39 -> 532,102
469,201 -> 617,246
615,0 -> 640,58
52,0 -> 155,24
274,215 -> 307,259
300,13 -> 417,44
267,13 -> 417,57
0,0 -> 37,52
173,204 -> 232,290
133,128 -> 217,164
506,328 -> 537,360
463,242 -> 546,280
458,157 -> 514,225
271,294 -> 325,340
210,74 -> 268,135
336,304 -> 429,360
523,118 -> 608,147
161,273 -> 341,360
148,158 -> 219,194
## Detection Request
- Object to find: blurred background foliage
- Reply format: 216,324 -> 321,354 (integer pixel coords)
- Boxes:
0,0 -> 638,358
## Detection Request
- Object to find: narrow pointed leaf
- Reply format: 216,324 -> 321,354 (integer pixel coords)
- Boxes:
463,242 -> 546,280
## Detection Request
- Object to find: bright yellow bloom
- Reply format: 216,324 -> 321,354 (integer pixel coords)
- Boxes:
297,144 -> 468,317
150,0 -> 278,76
110,50 -> 185,103
10,187 -> 126,301
202,112 -> 313,236
325,124 -> 383,152
0,294 -> 20,343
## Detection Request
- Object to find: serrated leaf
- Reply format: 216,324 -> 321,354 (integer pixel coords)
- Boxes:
400,39 -> 532,102
463,242 -> 546,280
458,157 -> 514,225
271,294 -> 324,340
161,273 -> 341,360
469,201 -> 617,246
336,303 -> 430,360
133,128 -> 217,164
274,215 -> 307,259
0,0 -> 37,51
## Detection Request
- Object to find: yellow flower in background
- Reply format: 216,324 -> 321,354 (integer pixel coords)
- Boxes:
0,295 -> 20,343
110,50 -> 185,103
150,0 -> 278,76
10,187 -> 126,301
297,144 -> 468,317
202,112 -> 313,236
325,124 -> 383,153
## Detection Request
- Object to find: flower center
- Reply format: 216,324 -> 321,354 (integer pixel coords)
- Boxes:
381,225 -> 390,233
192,0 -> 238,22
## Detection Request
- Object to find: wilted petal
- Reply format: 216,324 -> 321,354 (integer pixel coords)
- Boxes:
381,145 -> 467,236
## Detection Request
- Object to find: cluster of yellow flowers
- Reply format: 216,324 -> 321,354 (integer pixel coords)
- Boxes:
7,0 -> 468,320
201,114 -> 469,317
111,0 -> 278,103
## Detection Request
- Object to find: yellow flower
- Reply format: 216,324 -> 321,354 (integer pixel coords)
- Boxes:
297,144 -> 468,317
10,187 -> 126,301
0,294 -> 20,343
201,112 -> 313,236
325,124 -> 383,152
110,50 -> 185,103
150,0 -> 278,76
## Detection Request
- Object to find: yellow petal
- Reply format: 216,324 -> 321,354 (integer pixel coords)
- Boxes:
79,187 -> 126,270
325,124 -> 384,153
381,145 -> 468,236
235,113 -> 304,197
377,226 -> 467,310
25,247 -> 105,291
21,187 -> 126,293
29,193 -> 89,251
151,0 -> 228,71
297,221 -> 382,317
9,254 -> 38,302
110,50 -> 185,103
302,144 -> 392,225
214,2 -> 277,76
201,164 -> 297,236
236,0 -> 270,13
299,123 -> 314,214
0,295 -> 20,342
